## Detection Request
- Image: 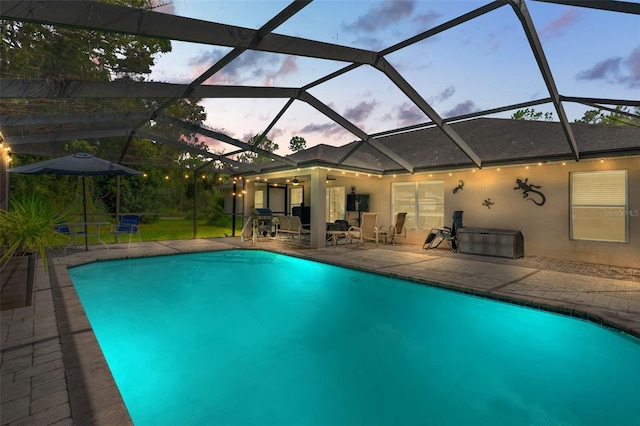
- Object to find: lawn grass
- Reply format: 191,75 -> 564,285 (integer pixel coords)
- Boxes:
84,218 -> 245,245
140,218 -> 244,241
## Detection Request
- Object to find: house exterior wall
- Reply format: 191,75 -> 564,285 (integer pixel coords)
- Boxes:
232,157 -> 638,267
331,157 -> 639,268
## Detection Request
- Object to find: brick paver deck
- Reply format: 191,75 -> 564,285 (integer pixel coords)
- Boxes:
2,238 -> 639,425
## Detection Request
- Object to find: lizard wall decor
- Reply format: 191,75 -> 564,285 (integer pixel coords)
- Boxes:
514,178 -> 545,206
453,180 -> 464,194
483,198 -> 494,209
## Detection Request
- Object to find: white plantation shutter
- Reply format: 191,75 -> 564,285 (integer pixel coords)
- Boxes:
570,170 -> 627,242
571,170 -> 626,206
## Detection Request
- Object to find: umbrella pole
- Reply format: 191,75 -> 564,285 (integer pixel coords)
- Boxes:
83,175 -> 88,251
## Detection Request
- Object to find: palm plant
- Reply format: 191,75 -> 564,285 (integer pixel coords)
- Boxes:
0,194 -> 69,271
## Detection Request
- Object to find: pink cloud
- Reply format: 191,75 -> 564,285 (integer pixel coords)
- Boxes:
187,51 -> 299,86
539,9 -> 581,40
263,56 -> 299,86
198,135 -> 225,152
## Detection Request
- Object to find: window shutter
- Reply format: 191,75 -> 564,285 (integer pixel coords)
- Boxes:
571,170 -> 626,206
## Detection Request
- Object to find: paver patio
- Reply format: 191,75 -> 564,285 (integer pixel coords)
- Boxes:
2,237 -> 639,425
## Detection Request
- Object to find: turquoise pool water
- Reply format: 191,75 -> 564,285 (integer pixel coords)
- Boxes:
69,250 -> 639,426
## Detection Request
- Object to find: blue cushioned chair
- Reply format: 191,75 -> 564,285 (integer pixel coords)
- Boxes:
54,222 -> 76,253
110,215 -> 141,248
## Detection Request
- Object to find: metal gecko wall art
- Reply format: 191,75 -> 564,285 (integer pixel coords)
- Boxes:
514,178 -> 545,206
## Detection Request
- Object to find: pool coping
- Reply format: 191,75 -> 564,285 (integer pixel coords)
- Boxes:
7,238 -> 638,424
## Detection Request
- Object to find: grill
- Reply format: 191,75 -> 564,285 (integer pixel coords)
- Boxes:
251,208 -> 273,220
251,208 -> 273,237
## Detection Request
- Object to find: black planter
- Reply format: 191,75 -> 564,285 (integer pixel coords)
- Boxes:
0,254 -> 36,310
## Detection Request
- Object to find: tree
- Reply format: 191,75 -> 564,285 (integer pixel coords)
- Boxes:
237,134 -> 279,164
575,106 -> 640,126
511,108 -> 553,121
0,0 -> 171,80
289,136 -> 307,152
2,0 -> 213,219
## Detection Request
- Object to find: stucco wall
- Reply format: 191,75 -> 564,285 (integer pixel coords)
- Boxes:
326,157 -> 639,268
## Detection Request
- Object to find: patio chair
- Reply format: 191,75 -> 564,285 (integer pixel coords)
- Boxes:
275,215 -> 292,240
424,211 -> 463,252
54,222 -> 77,253
287,215 -> 310,245
347,212 -> 379,247
110,214 -> 141,248
378,212 -> 407,244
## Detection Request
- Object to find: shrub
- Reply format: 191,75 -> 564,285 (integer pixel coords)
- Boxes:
0,194 -> 69,270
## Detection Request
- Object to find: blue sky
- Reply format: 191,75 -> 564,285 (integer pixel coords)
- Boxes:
148,0 -> 640,155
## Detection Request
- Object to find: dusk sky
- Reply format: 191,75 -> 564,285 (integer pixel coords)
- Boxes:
148,0 -> 640,156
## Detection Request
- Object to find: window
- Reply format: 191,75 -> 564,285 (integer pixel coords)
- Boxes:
290,186 -> 303,214
570,170 -> 628,242
254,190 -> 264,208
326,186 -> 346,222
392,181 -> 444,229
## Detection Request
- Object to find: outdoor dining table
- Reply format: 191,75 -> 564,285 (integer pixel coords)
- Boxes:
66,221 -> 111,250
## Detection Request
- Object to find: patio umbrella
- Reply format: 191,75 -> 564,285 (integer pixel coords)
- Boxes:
8,153 -> 142,251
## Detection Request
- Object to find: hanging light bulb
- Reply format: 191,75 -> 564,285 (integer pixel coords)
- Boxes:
292,176 -> 300,186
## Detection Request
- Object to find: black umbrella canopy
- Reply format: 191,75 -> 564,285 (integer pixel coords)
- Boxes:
8,153 -> 142,250
8,152 -> 142,176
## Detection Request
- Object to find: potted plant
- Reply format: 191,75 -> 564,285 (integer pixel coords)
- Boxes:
0,194 -> 69,309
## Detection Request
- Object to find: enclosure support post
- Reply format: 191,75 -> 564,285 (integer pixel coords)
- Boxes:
232,181 -> 237,236
193,174 -> 198,239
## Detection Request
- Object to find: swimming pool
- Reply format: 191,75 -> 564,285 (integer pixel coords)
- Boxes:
69,250 -> 639,426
